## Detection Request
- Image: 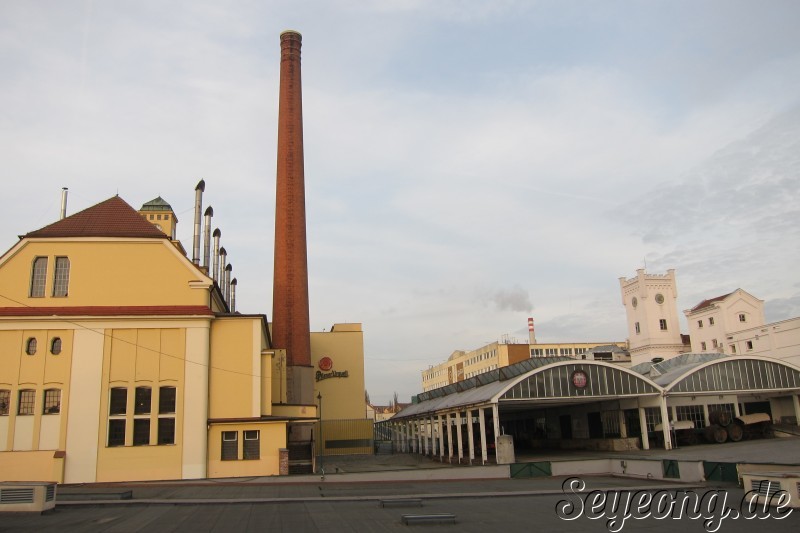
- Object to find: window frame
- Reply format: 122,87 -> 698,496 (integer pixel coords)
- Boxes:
52,256 -> 70,297
0,389 -> 10,416
25,337 -> 38,355
132,418 -> 151,446
221,431 -> 238,461
243,430 -> 260,460
108,419 -> 126,447
134,386 -> 152,415
43,389 -> 61,414
659,319 -> 668,331
109,387 -> 127,415
29,256 -> 48,297
50,337 -> 62,355
18,389 -> 36,415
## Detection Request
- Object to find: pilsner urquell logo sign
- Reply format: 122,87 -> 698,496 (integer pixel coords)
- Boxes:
316,356 -> 349,382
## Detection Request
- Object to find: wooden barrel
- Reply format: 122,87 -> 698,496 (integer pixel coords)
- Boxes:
704,425 -> 728,443
727,423 -> 743,442
709,410 -> 732,427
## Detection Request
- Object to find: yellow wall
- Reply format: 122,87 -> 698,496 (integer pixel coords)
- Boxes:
0,451 -> 64,482
0,239 -> 209,308
310,324 -> 366,420
209,318 -> 261,419
207,422 -> 286,478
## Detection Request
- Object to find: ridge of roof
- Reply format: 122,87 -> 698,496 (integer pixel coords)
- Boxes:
24,196 -> 168,239
140,196 -> 174,211
689,291 -> 734,312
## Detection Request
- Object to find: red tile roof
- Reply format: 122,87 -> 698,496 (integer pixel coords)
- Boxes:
689,292 -> 734,312
24,196 -> 168,239
0,306 -> 213,317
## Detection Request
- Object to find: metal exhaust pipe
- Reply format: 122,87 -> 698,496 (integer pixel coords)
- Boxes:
230,278 -> 238,313
203,206 -> 213,271
212,229 -> 221,282
218,247 -> 227,295
224,263 -> 232,307
60,188 -> 69,219
192,179 -> 205,265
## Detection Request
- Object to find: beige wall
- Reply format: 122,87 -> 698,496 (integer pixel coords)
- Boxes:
207,422 -> 285,478
685,289 -> 765,353
310,324 -> 366,420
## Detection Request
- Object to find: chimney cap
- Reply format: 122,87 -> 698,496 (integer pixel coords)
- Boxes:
225,263 -> 232,271
231,278 -> 238,285
280,29 -> 302,39
195,179 -> 206,192
204,206 -> 214,216
213,228 -> 221,237
219,246 -> 227,255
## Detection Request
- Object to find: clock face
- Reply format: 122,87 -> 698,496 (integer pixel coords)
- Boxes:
655,293 -> 665,304
571,370 -> 588,389
632,297 -> 638,308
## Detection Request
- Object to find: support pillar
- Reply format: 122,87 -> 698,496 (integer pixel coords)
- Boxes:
792,394 -> 800,426
478,407 -> 488,465
437,415 -> 444,461
455,411 -> 464,464
618,410 -> 627,438
660,399 -> 672,450
446,413 -> 454,462
467,408 -> 475,464
638,407 -> 650,450
492,403 -> 501,454
702,403 -> 710,428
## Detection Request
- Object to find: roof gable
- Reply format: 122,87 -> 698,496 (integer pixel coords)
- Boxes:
24,196 -> 168,239
689,291 -> 734,313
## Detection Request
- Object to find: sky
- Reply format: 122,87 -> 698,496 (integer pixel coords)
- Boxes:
2,1 -> 799,406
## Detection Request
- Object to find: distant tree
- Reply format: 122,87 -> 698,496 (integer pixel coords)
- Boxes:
365,390 -> 370,405
392,391 -> 399,411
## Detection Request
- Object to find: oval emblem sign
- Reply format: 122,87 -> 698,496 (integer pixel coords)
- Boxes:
571,370 -> 588,389
319,356 -> 333,371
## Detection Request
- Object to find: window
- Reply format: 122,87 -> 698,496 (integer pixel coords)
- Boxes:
18,389 -> 35,415
149,214 -> 154,220
746,340 -> 753,351
221,431 -> 238,460
52,257 -> 70,297
708,317 -> 715,326
109,388 -> 127,415
0,390 -> 10,415
158,418 -> 175,445
575,348 -> 587,355
164,214 -> 169,220
659,319 -> 668,331
159,386 -> 176,414
25,337 -> 37,355
559,348 -> 573,356
30,257 -> 47,297
635,322 -> 640,334
43,389 -> 61,414
133,419 -> 150,446
712,339 -> 718,349
108,419 -> 126,446
243,430 -> 260,460
157,214 -> 162,220
134,387 -> 151,414
701,342 -> 707,351
739,314 -> 746,323
730,344 -> 736,354
50,337 -> 62,355
675,405 -> 706,429
697,320 -> 703,328
545,348 -> 557,356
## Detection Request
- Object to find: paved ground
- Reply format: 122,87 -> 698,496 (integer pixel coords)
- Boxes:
2,437 -> 799,532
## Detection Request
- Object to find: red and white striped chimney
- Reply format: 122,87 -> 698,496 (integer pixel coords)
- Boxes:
528,317 -> 537,345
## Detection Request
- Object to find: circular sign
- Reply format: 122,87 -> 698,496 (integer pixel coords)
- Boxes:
318,356 -> 333,371
571,370 -> 588,389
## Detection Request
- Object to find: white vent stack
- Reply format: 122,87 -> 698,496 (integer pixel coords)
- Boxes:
212,229 -> 221,283
203,206 -> 213,271
192,179 -> 205,265
528,317 -> 537,345
224,263 -> 232,307
60,188 -> 68,220
218,247 -> 227,291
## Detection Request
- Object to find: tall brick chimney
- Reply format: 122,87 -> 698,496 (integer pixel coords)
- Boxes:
272,30 -> 313,405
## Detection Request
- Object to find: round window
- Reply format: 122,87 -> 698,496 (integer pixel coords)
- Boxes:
631,297 -> 638,308
25,337 -> 37,355
51,337 -> 62,355
655,293 -> 665,304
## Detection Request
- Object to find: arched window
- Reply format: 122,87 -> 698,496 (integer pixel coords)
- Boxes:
29,257 -> 47,297
26,337 -> 37,355
51,337 -> 62,355
52,257 -> 70,297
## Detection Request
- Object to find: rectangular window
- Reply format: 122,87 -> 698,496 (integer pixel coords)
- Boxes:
243,430 -> 260,460
30,257 -> 47,297
43,389 -> 61,414
545,348 -> 557,356
746,340 -> 753,350
0,389 -> 10,415
708,317 -> 715,326
730,344 -> 736,354
531,349 -> 543,356
158,418 -> 175,445
18,389 -> 35,415
697,320 -> 703,328
109,387 -> 127,415
739,314 -> 746,322
675,405 -> 706,429
221,431 -> 238,460
159,386 -> 176,414
712,339 -> 718,348
559,348 -> 573,356
134,387 -> 151,414
659,319 -> 668,331
701,342 -> 707,351
108,419 -> 126,446
52,257 -> 70,297
575,348 -> 587,355
133,419 -> 150,446
635,322 -> 640,334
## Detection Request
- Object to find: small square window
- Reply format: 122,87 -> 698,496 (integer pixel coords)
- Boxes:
18,390 -> 35,415
158,418 -> 175,445
730,345 -> 736,354
133,419 -> 150,446
701,342 -> 707,351
746,340 -> 753,350
739,314 -> 746,322
110,388 -> 127,415
108,419 -> 126,447
712,339 -> 718,348
159,386 -> 176,414
43,389 -> 61,414
135,387 -> 151,414
697,320 -> 703,328
659,319 -> 668,331
709,317 -> 715,326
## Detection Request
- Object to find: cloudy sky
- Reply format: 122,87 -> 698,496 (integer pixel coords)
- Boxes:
2,1 -> 799,405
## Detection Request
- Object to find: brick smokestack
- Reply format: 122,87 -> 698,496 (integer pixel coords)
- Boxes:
272,30 -> 313,405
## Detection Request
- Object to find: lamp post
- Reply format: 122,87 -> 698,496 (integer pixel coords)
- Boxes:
317,392 -> 323,474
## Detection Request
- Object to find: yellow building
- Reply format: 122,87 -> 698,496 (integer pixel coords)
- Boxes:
0,194 -> 366,483
422,340 -> 628,392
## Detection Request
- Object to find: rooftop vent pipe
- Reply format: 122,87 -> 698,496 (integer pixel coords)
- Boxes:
218,247 -> 227,295
60,188 -> 68,220
224,263 -> 232,307
212,229 -> 221,283
230,278 -> 238,313
192,179 -> 205,265
203,206 -> 213,271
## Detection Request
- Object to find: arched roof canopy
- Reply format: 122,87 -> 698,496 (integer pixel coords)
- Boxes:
662,356 -> 800,395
